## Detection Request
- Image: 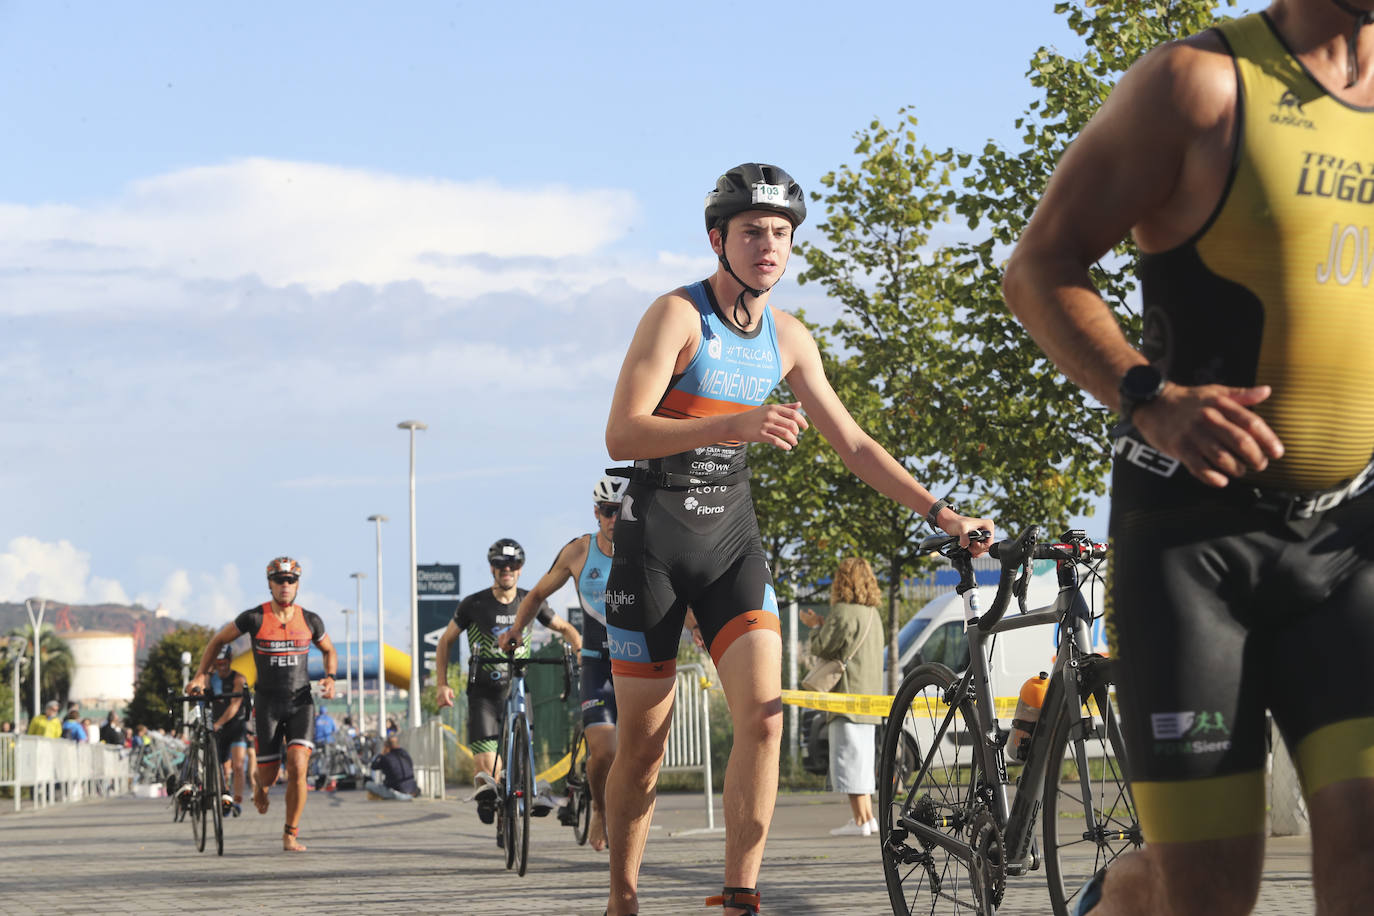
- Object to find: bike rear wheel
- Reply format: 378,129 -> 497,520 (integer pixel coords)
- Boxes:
206,733 -> 224,856
570,728 -> 591,846
512,713 -> 533,876
879,662 -> 988,915
1042,656 -> 1141,916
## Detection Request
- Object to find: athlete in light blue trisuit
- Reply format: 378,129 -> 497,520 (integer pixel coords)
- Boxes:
499,475 -> 625,851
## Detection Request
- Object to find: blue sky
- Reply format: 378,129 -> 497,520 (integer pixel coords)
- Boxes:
1,2 -> 1187,650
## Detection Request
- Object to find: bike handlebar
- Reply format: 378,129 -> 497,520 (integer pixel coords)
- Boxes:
918,526 -> 1107,633
469,647 -> 578,700
173,691 -> 249,703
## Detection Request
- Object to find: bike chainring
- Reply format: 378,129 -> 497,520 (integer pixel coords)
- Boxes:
969,806 -> 1007,913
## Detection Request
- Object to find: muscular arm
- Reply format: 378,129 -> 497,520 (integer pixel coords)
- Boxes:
777,311 -> 993,551
498,540 -> 581,652
1003,36 -> 1282,486
605,291 -> 809,459
315,633 -> 338,699
434,620 -> 462,707
189,621 -> 243,689
213,674 -> 247,730
544,614 -> 582,653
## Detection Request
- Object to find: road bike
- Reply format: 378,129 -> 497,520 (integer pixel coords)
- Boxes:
880,528 -> 1141,915
172,691 -> 246,855
469,647 -> 576,876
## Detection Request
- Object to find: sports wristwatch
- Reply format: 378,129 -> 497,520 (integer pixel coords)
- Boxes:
926,498 -> 954,530
1118,364 -> 1166,422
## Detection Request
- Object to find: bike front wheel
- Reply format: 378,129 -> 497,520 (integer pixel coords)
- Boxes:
1042,656 -> 1142,916
188,744 -> 207,853
512,713 -> 533,877
206,734 -> 224,856
569,728 -> 591,846
879,663 -> 988,915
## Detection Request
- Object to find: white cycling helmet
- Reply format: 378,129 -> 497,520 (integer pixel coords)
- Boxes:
593,475 -> 627,504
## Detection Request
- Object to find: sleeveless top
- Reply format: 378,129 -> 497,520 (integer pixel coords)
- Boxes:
576,534 -> 613,657
638,280 -> 783,482
1138,12 -> 1374,491
233,603 -> 325,701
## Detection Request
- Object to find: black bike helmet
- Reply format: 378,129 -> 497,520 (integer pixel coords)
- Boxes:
487,538 -> 525,567
703,163 -> 806,232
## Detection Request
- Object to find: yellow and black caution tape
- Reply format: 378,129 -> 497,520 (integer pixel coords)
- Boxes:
780,689 -> 1103,721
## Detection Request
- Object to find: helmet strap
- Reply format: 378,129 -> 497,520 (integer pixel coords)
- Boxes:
717,252 -> 769,332
1330,0 -> 1374,87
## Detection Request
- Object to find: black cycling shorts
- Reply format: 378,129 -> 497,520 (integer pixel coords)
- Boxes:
216,718 -> 248,764
1110,434 -> 1374,843
606,479 -> 780,680
468,683 -> 507,754
253,692 -> 314,765
580,655 -> 617,728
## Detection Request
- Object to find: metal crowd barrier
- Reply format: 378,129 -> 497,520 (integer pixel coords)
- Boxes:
394,720 -> 445,800
0,734 -> 131,811
661,663 -> 719,834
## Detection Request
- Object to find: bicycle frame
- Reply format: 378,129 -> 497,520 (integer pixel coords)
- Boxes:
897,549 -> 1100,878
498,661 -> 536,799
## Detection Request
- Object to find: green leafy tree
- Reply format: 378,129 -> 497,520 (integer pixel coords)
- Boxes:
125,626 -> 213,730
7,623 -> 74,713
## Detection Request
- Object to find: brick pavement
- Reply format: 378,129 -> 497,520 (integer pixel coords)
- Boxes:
0,787 -> 1314,915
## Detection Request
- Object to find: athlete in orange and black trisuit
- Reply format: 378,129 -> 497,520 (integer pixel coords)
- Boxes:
191,556 -> 337,852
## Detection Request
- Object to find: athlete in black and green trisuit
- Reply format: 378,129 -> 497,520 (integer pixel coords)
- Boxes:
434,538 -> 580,823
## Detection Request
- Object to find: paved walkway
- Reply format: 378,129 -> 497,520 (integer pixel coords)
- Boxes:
0,787 -> 1314,914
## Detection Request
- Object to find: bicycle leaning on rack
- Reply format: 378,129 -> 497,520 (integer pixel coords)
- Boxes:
879,527 -> 1142,916
171,691 -> 247,856
468,647 -> 576,876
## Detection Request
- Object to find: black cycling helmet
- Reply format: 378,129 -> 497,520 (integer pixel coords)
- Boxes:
703,163 -> 807,328
487,538 -> 525,567
703,163 -> 806,232
216,644 -> 233,661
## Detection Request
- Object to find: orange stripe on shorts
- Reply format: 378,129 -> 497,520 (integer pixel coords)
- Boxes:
611,658 -> 678,679
710,611 -> 781,666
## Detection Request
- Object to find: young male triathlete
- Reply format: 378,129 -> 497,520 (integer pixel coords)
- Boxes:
435,538 -> 582,826
190,557 -> 338,852
208,645 -> 250,813
1003,2 -> 1374,912
602,163 -> 992,915
498,475 -> 627,851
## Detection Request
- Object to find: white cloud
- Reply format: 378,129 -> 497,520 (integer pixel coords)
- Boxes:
0,537 -> 131,605
0,158 -> 662,312
134,564 -> 247,627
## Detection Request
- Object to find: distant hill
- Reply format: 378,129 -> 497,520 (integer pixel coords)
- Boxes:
0,601 -> 198,665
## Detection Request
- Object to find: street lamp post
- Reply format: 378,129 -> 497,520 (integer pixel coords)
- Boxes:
23,598 -> 46,720
341,607 -> 352,707
9,639 -> 27,731
397,419 -> 427,728
367,515 -> 388,739
351,572 -> 366,733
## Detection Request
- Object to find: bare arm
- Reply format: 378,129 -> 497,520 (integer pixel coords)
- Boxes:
605,291 -> 809,460
497,539 -> 581,653
315,633 -> 338,699
188,621 -> 243,691
778,311 -> 994,553
434,620 -> 461,709
544,615 -> 582,653
1003,37 -> 1282,487
213,674 -> 247,730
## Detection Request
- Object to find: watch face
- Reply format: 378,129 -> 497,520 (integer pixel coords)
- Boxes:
1122,365 -> 1164,399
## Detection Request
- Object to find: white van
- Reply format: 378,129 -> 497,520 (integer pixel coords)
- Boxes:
892,559 -> 1108,702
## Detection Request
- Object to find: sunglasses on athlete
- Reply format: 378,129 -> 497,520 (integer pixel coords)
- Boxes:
597,503 -> 620,518
491,560 -> 522,571
269,575 -> 299,585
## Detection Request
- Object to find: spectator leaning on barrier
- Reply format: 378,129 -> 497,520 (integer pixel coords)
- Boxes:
1,720 -> 13,733
62,708 -> 87,742
366,735 -> 419,801
27,700 -> 61,737
800,557 -> 883,838
99,712 -> 122,745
